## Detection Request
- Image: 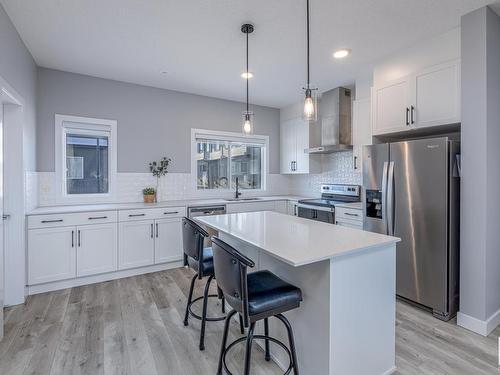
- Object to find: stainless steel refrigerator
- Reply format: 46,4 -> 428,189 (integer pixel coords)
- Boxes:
362,137 -> 460,320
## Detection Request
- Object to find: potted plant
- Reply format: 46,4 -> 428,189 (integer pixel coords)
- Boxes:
142,187 -> 156,203
148,157 -> 171,202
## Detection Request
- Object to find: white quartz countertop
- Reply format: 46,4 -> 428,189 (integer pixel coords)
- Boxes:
27,195 -> 309,216
196,211 -> 400,267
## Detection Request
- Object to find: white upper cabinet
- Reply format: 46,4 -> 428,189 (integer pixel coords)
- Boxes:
280,118 -> 297,174
280,116 -> 320,174
373,77 -> 411,134
411,60 -> 460,129
372,59 -> 461,136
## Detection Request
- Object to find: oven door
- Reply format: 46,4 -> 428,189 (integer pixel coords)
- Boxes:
297,204 -> 335,224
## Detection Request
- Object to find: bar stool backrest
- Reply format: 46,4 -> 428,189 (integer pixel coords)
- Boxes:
211,237 -> 255,327
182,217 -> 209,270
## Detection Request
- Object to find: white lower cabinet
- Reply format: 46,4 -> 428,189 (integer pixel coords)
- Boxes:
77,223 -> 118,277
155,218 -> 183,264
119,220 -> 155,270
28,227 -> 76,284
287,201 -> 298,216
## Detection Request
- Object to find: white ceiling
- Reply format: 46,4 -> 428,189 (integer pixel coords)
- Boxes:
2,0 -> 499,108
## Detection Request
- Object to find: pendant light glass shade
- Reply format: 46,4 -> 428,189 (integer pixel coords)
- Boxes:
242,111 -> 254,135
302,87 -> 318,121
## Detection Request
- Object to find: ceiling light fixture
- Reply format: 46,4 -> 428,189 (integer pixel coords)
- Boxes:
333,49 -> 351,59
302,0 -> 318,122
241,23 -> 255,135
241,71 -> 254,79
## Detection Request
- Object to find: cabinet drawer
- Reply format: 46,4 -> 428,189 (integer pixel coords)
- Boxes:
336,218 -> 363,230
149,206 -> 186,220
28,210 -> 117,229
335,207 -> 363,222
119,206 -> 186,222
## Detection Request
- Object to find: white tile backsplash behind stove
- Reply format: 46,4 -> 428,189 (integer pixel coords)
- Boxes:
28,151 -> 361,207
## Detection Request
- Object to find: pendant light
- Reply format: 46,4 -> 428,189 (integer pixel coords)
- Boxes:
241,23 -> 254,135
303,0 -> 318,121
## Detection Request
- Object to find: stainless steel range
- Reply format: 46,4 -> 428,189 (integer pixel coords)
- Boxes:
297,184 -> 361,224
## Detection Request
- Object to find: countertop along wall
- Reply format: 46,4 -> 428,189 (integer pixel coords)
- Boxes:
36,68 -> 281,174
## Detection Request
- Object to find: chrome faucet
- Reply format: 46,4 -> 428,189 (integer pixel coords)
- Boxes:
235,177 -> 242,199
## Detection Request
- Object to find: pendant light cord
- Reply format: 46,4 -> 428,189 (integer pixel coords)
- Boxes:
306,0 -> 310,88
246,30 -> 249,113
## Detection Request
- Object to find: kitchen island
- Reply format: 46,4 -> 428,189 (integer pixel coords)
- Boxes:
196,211 -> 400,375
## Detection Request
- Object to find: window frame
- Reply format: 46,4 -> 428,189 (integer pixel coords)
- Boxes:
55,114 -> 117,204
191,128 -> 269,194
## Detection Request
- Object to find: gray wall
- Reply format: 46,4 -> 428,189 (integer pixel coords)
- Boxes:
37,68 -> 280,173
460,6 -> 500,328
0,4 -> 37,171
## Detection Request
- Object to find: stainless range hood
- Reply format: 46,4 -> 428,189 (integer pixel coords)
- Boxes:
306,87 -> 352,154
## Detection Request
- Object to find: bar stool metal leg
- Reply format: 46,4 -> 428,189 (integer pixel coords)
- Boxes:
239,314 -> 245,335
243,322 -> 256,375
264,318 -> 271,361
276,314 -> 300,375
184,273 -> 198,326
199,274 -> 215,350
217,310 -> 237,375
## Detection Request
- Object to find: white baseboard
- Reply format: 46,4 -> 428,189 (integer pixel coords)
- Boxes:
27,261 -> 183,295
457,308 -> 500,336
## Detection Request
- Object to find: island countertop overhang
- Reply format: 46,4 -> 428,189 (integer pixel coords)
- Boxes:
195,211 -> 400,267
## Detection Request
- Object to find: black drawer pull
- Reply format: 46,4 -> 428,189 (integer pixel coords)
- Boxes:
128,213 -> 146,217
41,219 -> 63,223
344,212 -> 359,217
164,211 -> 179,215
88,216 -> 107,220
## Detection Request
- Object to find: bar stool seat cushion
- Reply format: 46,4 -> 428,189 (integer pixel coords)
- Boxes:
247,270 -> 302,317
187,247 -> 214,276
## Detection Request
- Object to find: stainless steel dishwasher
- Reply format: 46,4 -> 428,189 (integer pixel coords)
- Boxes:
187,205 -> 226,246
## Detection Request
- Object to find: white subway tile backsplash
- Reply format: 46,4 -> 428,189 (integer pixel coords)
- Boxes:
288,151 -> 362,196
28,172 -> 293,207
26,152 -> 359,207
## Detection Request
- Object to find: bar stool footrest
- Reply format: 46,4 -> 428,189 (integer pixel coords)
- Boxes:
188,294 -> 226,322
222,334 -> 294,375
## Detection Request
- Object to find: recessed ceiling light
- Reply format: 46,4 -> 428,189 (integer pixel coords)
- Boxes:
241,71 -> 254,79
333,49 -> 351,59
161,71 -> 168,74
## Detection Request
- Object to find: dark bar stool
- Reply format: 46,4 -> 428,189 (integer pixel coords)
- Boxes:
211,237 -> 302,375
182,217 -> 226,351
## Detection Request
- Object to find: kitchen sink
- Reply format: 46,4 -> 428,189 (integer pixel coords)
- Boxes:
224,197 -> 262,202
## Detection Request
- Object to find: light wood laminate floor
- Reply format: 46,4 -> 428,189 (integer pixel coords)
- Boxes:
0,268 -> 498,375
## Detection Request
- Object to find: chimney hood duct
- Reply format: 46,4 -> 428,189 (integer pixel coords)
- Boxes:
305,87 -> 352,154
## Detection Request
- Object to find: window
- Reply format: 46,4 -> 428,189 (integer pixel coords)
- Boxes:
192,129 -> 268,191
55,115 -> 117,203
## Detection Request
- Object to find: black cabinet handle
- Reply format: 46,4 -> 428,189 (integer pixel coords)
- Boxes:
345,212 -> 359,217
354,156 -> 358,170
163,211 -> 179,215
411,105 -> 415,124
128,213 -> 146,217
406,107 -> 410,126
78,230 -> 81,247
41,219 -> 63,223
150,223 -> 154,238
156,223 -> 159,238
88,216 -> 107,220
71,230 -> 74,247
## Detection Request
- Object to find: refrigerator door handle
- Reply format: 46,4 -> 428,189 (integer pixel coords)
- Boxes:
387,161 -> 395,236
382,161 -> 389,235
